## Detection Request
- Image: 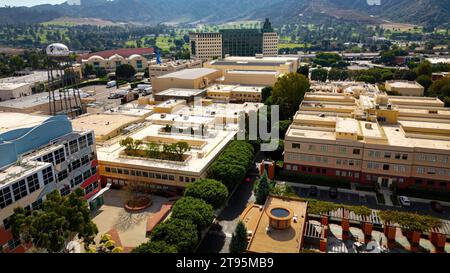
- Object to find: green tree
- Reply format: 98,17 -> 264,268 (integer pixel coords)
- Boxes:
255,171 -> 271,205
272,72 -> 310,120
119,137 -> 143,153
229,221 -> 248,253
132,240 -> 177,253
416,75 -> 432,93
145,142 -> 161,159
171,197 -> 214,230
116,64 -> 136,82
429,77 -> 450,106
261,86 -> 273,103
151,218 -> 198,253
184,179 -> 229,209
297,65 -> 309,77
415,60 -> 432,77
173,142 -> 191,161
10,189 -> 98,253
311,68 -> 328,82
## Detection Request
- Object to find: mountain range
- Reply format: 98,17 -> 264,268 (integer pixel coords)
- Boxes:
0,0 -> 449,27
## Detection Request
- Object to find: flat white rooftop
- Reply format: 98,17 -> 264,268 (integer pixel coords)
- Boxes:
158,68 -> 218,80
156,88 -> 205,97
0,82 -> 30,90
0,71 -> 48,85
0,112 -> 49,134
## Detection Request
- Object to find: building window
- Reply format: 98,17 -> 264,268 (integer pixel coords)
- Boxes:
292,143 -> 301,149
383,164 -> 390,171
353,149 -> 361,155
78,136 -> 88,150
71,159 -> 81,171
69,139 -> 78,154
286,164 -> 292,171
42,153 -> 54,164
60,186 -> 71,196
320,145 -> 328,152
87,133 -> 94,146
81,155 -> 89,166
42,167 -> 54,185
85,182 -> 99,195
70,175 -> 83,188
384,152 -> 391,158
417,167 -> 425,174
338,147 -> 347,154
0,187 -> 13,209
336,170 -> 341,176
57,170 -> 68,182
308,145 -> 315,151
395,153 -> 401,160
91,167 -> 97,175
54,148 -> 66,165
12,180 -> 28,201
32,199 -> 43,210
402,154 -> 408,160
27,173 -> 41,193
83,170 -> 92,181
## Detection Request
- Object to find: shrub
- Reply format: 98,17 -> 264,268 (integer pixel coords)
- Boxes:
184,179 -> 229,209
151,218 -> 198,253
132,241 -> 178,253
277,170 -> 351,189
171,197 -> 214,231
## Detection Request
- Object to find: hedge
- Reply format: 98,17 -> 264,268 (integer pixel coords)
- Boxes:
396,187 -> 450,202
277,170 -> 351,189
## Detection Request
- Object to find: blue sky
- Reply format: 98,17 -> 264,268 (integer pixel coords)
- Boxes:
0,1 -> 68,7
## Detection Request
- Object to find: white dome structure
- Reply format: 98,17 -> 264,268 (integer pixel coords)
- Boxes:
46,43 -> 70,57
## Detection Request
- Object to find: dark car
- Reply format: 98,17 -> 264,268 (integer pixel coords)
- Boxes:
309,186 -> 318,196
329,187 -> 338,198
430,201 -> 444,213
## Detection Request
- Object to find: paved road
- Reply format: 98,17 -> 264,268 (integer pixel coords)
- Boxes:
197,151 -> 265,253
291,184 -> 450,220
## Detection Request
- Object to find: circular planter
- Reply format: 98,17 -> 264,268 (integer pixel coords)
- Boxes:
124,196 -> 152,212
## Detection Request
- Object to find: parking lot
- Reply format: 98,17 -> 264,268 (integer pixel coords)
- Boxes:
80,84 -> 122,105
290,184 -> 450,220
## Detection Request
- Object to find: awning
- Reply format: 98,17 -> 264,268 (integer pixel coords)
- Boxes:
87,183 -> 111,203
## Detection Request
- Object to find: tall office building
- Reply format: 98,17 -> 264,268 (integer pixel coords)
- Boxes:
0,113 -> 102,253
189,19 -> 278,61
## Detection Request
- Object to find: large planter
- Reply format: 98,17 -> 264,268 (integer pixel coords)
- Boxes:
124,196 -> 152,212
361,222 -> 373,243
406,230 -> 422,246
342,218 -> 350,241
384,225 -> 397,243
429,232 -> 446,253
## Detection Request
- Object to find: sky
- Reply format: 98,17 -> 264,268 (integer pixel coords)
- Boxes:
0,1 -> 69,7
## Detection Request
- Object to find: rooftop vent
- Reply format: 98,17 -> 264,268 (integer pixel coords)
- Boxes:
365,123 -> 372,130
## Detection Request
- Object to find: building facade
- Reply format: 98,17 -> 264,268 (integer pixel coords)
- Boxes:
0,113 -> 101,253
189,19 -> 278,61
283,85 -> 450,190
0,83 -> 32,102
82,54 -> 149,73
149,59 -> 202,79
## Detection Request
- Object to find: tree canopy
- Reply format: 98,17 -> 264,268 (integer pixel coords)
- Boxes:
255,171 -> 272,205
10,189 -> 98,253
132,240 -> 178,253
311,68 -> 328,82
184,179 -> 229,209
151,218 -> 198,253
171,197 -> 215,230
116,64 -> 136,81
272,72 -> 310,120
229,221 -> 248,253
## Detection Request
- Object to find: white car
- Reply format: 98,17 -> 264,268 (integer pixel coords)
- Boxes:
399,196 -> 411,207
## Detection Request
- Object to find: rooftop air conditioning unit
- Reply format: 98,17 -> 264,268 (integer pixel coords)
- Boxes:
365,123 -> 372,129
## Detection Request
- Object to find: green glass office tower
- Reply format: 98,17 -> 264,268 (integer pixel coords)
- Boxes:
220,29 -> 263,57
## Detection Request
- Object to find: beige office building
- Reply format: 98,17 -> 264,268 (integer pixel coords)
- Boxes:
152,68 -> 222,93
0,83 -> 32,102
204,56 -> 300,75
189,33 -> 223,61
385,80 -> 425,96
263,33 -> 279,57
283,83 -> 450,190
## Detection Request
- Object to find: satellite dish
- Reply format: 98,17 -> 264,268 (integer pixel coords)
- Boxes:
46,43 -> 70,57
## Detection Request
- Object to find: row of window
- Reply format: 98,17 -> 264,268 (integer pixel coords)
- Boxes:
67,133 -> 94,156
366,162 -> 408,173
368,150 -> 408,160
416,167 -> 450,176
0,167 -> 54,209
104,167 -> 196,183
416,154 -> 448,164
290,143 -> 361,155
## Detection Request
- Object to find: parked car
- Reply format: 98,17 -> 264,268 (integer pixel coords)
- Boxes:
329,187 -> 338,198
430,201 -> 444,213
399,196 -> 411,207
309,186 -> 318,196
106,80 -> 116,88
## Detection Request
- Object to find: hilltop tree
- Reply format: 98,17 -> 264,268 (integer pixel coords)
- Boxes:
229,221 -> 248,253
415,60 -> 432,77
10,189 -> 98,253
297,65 -> 309,77
416,75 -> 432,92
272,72 -> 310,120
184,179 -> 229,209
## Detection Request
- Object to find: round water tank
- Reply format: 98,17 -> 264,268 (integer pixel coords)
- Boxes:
46,43 -> 70,57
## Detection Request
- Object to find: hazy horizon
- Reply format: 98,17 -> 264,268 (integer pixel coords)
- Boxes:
0,0 -> 70,7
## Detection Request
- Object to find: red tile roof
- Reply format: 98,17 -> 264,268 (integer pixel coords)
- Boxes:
78,48 -> 154,62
